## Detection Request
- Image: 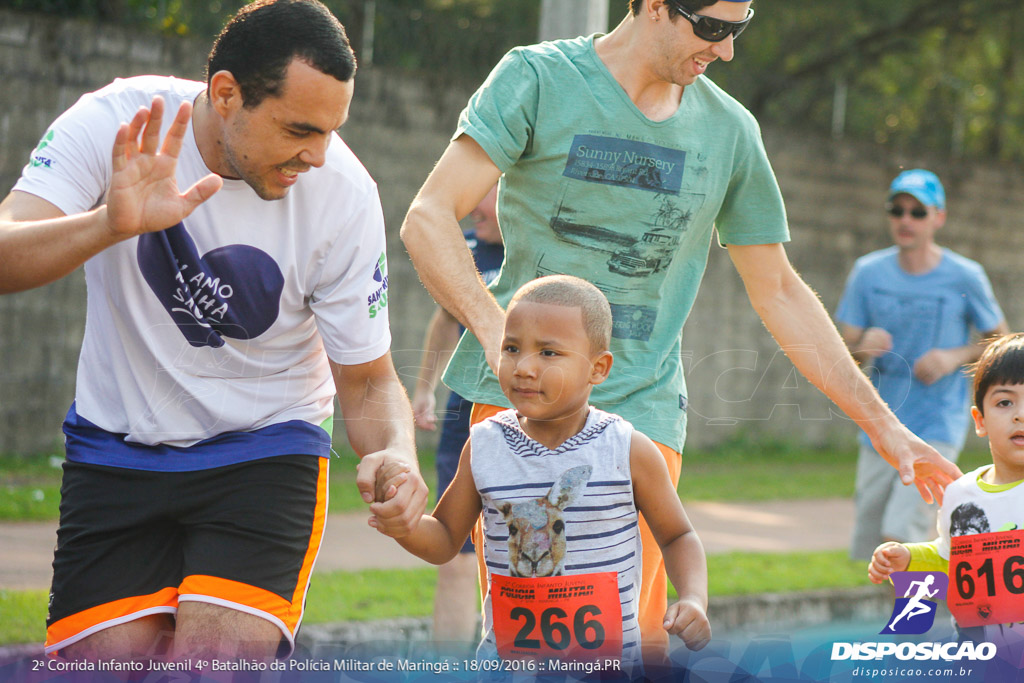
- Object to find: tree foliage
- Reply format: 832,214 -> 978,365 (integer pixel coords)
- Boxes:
716,0 -> 1024,160
334,0 -> 539,86
4,0 -> 1022,160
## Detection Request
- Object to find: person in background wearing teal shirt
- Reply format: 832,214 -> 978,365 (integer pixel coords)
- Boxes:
838,169 -> 1007,560
398,0 -> 962,662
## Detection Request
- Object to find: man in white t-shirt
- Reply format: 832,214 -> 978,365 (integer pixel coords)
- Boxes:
0,0 -> 426,664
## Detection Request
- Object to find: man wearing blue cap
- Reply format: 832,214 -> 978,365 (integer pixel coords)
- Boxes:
838,169 -> 1008,560
400,0 -> 963,660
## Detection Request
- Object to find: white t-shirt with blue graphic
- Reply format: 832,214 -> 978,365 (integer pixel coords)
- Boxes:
14,76 -> 391,468
836,247 -> 1003,448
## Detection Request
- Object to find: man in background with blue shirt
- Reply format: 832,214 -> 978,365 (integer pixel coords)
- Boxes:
838,169 -> 1008,560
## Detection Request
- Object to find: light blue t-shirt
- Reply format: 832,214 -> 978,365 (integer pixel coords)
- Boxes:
836,247 -> 1004,448
442,36 -> 790,453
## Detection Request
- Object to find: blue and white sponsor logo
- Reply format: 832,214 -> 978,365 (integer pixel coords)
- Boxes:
30,130 -> 55,169
831,641 -> 996,662
882,571 -> 947,635
368,252 -> 389,319
830,571 -> 996,665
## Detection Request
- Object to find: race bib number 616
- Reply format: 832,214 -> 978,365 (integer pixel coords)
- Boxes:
491,572 -> 622,660
948,529 -> 1024,627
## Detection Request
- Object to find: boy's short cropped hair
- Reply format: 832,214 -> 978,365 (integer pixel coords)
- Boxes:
971,333 -> 1024,413
508,275 -> 613,353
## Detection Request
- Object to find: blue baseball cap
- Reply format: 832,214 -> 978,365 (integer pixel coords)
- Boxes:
888,169 -> 945,210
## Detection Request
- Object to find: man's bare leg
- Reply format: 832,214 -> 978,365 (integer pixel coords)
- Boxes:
173,602 -> 281,662
432,552 -> 479,651
61,613 -> 174,661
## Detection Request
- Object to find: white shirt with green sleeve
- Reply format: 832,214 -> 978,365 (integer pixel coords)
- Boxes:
443,36 -> 790,453
906,466 -> 1024,568
905,466 -> 1024,641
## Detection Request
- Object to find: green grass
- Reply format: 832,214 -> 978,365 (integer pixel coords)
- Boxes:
0,550 -> 878,646
304,568 -> 440,623
300,550 -> 871,626
303,550 -> 873,623
0,454 -> 63,521
679,435 -> 991,502
706,550 -> 867,595
0,590 -> 48,646
681,441 -> 859,501
3,441 -> 989,521
0,448 -> 441,521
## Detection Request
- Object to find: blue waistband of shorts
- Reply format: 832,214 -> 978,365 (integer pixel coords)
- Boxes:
62,402 -> 332,472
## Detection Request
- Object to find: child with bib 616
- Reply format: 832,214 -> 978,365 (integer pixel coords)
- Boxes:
373,275 -> 710,674
868,333 -> 1024,646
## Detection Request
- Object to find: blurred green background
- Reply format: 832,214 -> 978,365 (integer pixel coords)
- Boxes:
2,0 -> 1020,159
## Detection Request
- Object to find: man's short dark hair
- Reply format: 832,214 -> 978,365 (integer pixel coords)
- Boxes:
629,0 -> 718,17
206,0 -> 356,108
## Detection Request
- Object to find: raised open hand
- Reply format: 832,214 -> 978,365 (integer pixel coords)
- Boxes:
106,96 -> 222,237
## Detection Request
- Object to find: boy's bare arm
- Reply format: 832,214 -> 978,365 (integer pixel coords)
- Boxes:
386,441 -> 483,564
630,431 -> 711,650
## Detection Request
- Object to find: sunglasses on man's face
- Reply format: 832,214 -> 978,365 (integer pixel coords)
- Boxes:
886,205 -> 929,219
671,4 -> 754,43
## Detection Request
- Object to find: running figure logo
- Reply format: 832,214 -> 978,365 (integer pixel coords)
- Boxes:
881,572 -> 949,635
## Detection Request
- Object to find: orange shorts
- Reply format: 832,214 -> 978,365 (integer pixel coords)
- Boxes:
469,403 -> 682,660
46,455 -> 329,657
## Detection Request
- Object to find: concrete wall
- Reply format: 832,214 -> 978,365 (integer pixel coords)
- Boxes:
683,133 -> 1024,449
2,10 -> 1021,455
0,11 -> 207,455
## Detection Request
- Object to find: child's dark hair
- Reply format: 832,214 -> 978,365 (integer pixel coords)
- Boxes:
971,333 -> 1024,414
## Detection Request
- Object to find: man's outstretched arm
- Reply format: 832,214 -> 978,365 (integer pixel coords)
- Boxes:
727,242 -> 962,504
400,135 -> 505,372
0,97 -> 221,294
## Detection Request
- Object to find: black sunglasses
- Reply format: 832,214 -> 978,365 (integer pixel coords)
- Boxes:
886,205 -> 929,219
671,4 -> 754,43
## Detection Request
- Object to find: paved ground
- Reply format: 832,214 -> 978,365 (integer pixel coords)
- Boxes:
0,499 -> 854,590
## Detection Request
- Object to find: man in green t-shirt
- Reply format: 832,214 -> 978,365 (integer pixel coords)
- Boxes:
400,0 -> 961,661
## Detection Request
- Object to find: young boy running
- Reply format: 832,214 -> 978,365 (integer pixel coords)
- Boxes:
868,333 -> 1024,644
376,275 -> 710,672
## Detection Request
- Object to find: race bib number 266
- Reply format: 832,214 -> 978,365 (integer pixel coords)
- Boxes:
491,572 -> 622,660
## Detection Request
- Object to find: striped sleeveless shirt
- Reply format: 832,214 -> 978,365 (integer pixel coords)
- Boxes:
472,407 -> 643,670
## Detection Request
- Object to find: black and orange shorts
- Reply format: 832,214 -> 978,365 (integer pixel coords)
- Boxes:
45,454 -> 328,657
